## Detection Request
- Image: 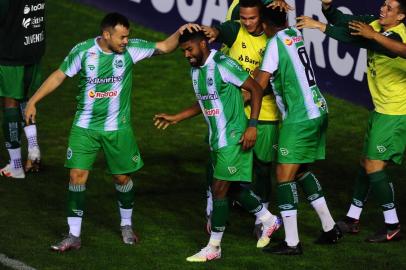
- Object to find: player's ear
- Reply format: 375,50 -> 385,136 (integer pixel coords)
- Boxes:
199,39 -> 207,49
397,12 -> 405,22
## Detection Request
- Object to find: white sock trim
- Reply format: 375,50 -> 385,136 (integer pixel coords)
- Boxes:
383,209 -> 399,224
347,204 -> 362,220
120,208 -> 133,226
68,217 -> 82,237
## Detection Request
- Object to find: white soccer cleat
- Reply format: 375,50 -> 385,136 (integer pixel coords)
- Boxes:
186,245 -> 221,262
121,225 -> 139,245
257,216 -> 282,248
0,164 -> 25,179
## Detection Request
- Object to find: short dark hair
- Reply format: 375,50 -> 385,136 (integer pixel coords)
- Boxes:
178,30 -> 207,44
239,0 -> 263,9
397,0 -> 406,14
100,12 -> 130,32
262,8 -> 287,27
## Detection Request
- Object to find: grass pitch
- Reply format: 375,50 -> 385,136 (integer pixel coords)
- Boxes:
0,1 -> 405,269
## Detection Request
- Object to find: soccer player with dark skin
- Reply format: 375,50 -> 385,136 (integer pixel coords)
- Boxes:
297,0 -> 406,242
201,0 -> 292,239
154,30 -> 281,262
25,12 -> 200,252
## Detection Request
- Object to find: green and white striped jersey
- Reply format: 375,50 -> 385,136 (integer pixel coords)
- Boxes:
191,50 -> 250,150
260,27 -> 328,124
59,37 -> 156,131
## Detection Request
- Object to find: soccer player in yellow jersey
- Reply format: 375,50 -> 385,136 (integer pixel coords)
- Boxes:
297,0 -> 406,242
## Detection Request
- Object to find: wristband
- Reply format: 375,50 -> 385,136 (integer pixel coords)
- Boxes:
248,118 -> 258,127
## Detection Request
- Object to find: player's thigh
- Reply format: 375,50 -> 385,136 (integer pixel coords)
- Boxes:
277,116 -> 327,164
65,126 -> 101,170
363,112 -> 406,164
212,144 -> 253,183
23,63 -> 42,98
253,121 -> 279,163
0,65 -> 24,99
101,127 -> 144,175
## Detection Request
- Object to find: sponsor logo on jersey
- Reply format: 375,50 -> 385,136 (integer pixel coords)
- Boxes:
88,90 -> 118,99
205,108 -> 220,117
114,59 -> 124,68
284,38 -> 293,46
292,36 -> 303,43
196,91 -> 219,101
23,3 -> 45,14
22,18 -> 31,28
86,75 -> 123,84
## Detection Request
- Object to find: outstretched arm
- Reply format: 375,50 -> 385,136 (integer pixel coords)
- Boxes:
25,69 -> 67,124
349,21 -> 406,58
155,23 -> 201,54
153,102 -> 201,130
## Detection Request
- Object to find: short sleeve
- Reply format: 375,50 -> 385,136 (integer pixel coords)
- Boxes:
217,55 -> 250,87
127,39 -> 156,64
260,37 -> 279,75
59,43 -> 84,77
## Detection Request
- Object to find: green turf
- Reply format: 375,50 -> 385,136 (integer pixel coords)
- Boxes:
0,1 -> 405,269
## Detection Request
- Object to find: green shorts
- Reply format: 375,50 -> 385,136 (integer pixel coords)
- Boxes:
65,125 -> 144,174
211,144 -> 253,182
277,115 -> 327,164
363,111 -> 406,164
0,63 -> 42,99
253,121 -> 279,162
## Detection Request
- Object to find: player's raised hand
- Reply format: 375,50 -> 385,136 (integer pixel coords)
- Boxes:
201,26 -> 219,43
25,101 -> 37,125
178,23 -> 201,35
153,113 -> 178,130
349,21 -> 377,39
296,16 -> 326,32
267,0 -> 294,12
239,127 -> 257,150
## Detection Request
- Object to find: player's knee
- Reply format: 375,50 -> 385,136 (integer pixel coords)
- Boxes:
3,97 -> 19,108
211,181 -> 229,199
364,159 -> 386,174
69,169 -> 88,184
113,174 -> 130,185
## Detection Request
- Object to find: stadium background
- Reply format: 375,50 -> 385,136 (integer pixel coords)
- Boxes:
0,1 -> 405,270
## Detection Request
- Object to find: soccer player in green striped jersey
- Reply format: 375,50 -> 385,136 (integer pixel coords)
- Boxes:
255,9 -> 342,255
25,12 -> 200,252
154,30 -> 281,262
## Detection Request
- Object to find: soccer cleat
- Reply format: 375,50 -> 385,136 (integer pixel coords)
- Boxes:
366,224 -> 401,243
263,241 -> 303,255
315,224 -> 343,244
50,234 -> 81,252
253,223 -> 263,240
336,217 -> 360,234
256,216 -> 282,248
25,147 -> 41,173
186,245 -> 221,262
0,164 -> 25,179
121,225 -> 138,245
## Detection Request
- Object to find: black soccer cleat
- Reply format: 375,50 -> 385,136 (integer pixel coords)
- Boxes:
336,217 -> 360,234
315,224 -> 343,244
263,241 -> 303,255
366,224 -> 401,243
